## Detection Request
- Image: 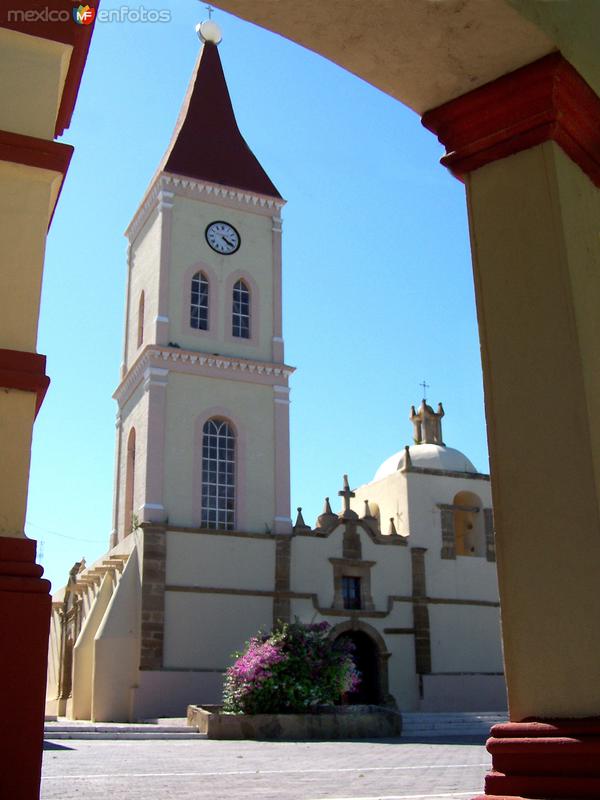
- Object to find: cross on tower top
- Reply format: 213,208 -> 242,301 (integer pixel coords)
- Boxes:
420,380 -> 430,402
205,3 -> 214,19
338,474 -> 355,515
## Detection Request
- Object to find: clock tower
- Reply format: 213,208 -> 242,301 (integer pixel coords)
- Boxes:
110,28 -> 293,546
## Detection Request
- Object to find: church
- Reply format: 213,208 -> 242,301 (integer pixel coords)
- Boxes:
45,22 -> 505,722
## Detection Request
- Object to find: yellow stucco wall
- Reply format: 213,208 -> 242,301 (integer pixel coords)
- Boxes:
0,28 -> 71,140
0,390 -> 36,536
468,141 -> 600,719
0,161 -> 62,352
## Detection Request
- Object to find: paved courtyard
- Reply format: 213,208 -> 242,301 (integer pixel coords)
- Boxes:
42,736 -> 490,800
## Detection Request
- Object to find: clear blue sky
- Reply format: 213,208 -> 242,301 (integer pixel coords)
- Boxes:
27,1 -> 488,591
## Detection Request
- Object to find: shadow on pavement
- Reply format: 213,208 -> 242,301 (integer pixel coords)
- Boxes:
44,740 -> 75,751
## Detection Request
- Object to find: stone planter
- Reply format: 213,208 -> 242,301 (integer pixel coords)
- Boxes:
187,704 -> 402,740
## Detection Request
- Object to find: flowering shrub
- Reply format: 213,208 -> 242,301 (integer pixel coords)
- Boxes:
222,621 -> 361,714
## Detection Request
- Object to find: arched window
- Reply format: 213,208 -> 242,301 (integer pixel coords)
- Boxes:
452,491 -> 485,557
137,292 -> 145,347
232,279 -> 250,339
125,428 -> 136,535
201,418 -> 235,530
190,271 -> 209,330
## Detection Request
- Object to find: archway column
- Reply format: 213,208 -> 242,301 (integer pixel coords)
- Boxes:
424,53 -> 600,798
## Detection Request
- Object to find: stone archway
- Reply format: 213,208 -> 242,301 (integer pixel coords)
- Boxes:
330,620 -> 394,707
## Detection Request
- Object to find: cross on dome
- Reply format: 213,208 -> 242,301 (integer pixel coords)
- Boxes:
420,380 -> 430,402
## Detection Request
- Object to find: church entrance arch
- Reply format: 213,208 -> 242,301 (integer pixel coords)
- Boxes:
331,621 -> 393,707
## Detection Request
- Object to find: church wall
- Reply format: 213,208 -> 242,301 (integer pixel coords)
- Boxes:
290,532 -> 340,607
429,604 -> 503,673
92,549 -> 141,722
163,590 -> 273,669
360,536 -> 412,607
45,606 -> 62,713
116,382 -> 149,536
168,195 -> 275,362
126,212 -> 162,369
420,675 -> 507,712
166,531 -> 275,591
352,471 -> 409,537
162,372 -> 276,531
71,571 -> 116,720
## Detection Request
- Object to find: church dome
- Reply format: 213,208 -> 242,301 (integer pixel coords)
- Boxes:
373,444 -> 478,482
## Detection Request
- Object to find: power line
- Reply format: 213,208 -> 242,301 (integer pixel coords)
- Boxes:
25,521 -> 105,545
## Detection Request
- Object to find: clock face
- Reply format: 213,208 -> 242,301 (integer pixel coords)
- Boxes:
205,221 -> 240,255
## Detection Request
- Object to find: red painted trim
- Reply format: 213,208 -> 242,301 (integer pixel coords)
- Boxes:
0,127 -> 73,228
0,349 -> 50,418
0,1 -> 99,136
0,128 -> 73,174
422,52 -> 600,188
472,717 -> 600,799
0,535 -> 50,799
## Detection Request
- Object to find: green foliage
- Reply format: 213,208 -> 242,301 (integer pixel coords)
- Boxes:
222,620 -> 360,714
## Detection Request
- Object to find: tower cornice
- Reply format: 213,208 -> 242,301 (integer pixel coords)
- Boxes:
125,172 -> 286,245
114,345 -> 295,407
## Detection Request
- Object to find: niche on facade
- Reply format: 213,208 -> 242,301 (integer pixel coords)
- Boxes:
452,491 -> 485,557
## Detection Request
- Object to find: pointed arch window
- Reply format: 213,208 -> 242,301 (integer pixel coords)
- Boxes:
137,292 -> 145,347
191,271 -> 209,330
232,279 -> 250,339
201,418 -> 235,530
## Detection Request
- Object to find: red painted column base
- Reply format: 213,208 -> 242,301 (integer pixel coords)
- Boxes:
472,719 -> 600,799
0,536 -> 51,800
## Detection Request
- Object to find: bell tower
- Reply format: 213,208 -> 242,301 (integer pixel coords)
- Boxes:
110,22 -> 293,546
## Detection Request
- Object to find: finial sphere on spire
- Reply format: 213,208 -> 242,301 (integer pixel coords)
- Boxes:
196,19 -> 222,44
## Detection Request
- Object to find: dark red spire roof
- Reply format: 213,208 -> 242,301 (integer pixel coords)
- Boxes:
161,43 -> 281,199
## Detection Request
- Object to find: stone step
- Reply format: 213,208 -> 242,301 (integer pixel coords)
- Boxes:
44,731 -> 204,740
400,712 -> 506,737
44,720 -> 204,740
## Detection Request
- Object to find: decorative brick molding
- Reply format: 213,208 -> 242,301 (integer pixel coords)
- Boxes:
440,507 -> 456,560
410,548 -> 431,676
114,344 -> 294,407
273,536 -> 291,625
343,521 -> 362,560
330,557 -> 376,612
139,526 -> 166,671
484,508 -> 496,563
475,718 -> 600,798
422,52 -> 600,189
0,349 -> 50,417
329,619 -> 394,707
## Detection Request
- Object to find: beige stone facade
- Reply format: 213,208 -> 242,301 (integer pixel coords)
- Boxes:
46,34 -> 504,722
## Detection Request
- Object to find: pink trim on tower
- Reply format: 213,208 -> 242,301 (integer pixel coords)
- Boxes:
224,269 -> 261,349
182,261 -> 219,339
192,407 -> 247,531
155,196 -> 173,346
142,368 -> 168,524
272,386 -> 292,534
271,215 -> 284,363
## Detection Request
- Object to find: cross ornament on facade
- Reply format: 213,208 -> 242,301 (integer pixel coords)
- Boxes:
420,380 -> 430,402
338,474 -> 355,515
